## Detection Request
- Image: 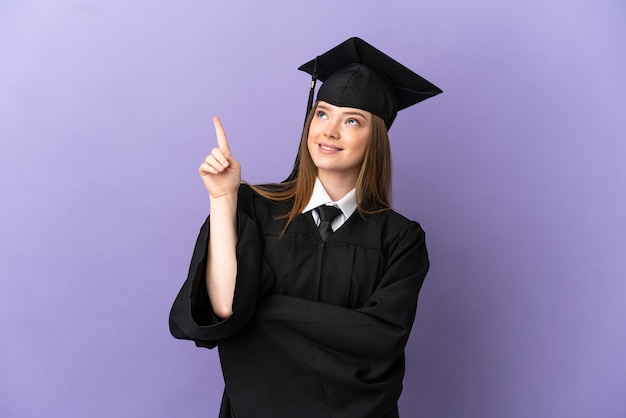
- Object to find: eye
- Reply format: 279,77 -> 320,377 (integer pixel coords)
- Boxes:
317,110 -> 328,119
346,118 -> 361,126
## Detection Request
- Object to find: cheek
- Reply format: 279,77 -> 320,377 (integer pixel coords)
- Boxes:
308,120 -> 322,138
354,134 -> 370,157
307,123 -> 322,151
306,137 -> 319,164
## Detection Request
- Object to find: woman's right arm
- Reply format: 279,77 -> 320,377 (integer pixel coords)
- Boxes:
199,116 -> 241,319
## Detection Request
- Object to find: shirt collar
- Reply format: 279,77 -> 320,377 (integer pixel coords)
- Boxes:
303,178 -> 358,219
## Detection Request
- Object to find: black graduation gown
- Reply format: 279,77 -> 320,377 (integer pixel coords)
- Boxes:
169,184 -> 429,418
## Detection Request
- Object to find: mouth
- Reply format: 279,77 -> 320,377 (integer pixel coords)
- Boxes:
318,143 -> 343,152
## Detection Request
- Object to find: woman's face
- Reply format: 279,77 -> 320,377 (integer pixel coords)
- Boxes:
307,101 -> 372,185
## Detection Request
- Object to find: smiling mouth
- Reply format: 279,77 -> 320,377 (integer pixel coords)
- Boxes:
319,144 -> 342,152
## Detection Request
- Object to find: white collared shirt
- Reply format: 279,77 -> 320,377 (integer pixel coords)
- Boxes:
302,178 -> 358,232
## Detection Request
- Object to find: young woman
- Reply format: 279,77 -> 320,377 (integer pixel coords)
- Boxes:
170,37 -> 442,417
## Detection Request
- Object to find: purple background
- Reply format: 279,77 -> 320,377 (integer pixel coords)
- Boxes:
1,1 -> 625,417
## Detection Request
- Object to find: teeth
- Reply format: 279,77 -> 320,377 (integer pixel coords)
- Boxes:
320,144 -> 340,151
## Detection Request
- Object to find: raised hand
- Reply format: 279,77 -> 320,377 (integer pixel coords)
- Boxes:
199,116 -> 241,199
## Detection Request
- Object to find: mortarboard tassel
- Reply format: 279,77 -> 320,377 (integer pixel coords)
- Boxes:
304,56 -> 319,125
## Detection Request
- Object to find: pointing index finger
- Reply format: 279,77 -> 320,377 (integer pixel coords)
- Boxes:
212,116 -> 231,155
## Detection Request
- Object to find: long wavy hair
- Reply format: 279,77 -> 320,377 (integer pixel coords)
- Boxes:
250,102 -> 392,231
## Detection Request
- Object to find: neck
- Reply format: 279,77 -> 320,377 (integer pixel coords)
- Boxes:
317,171 -> 357,201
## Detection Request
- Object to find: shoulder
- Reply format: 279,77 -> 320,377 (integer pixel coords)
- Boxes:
237,183 -> 291,220
238,182 -> 287,201
339,209 -> 425,251
369,210 -> 428,264
367,209 -> 424,235
237,182 -> 255,201
379,210 -> 425,243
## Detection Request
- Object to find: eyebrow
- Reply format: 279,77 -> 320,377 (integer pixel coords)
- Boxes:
317,104 -> 370,120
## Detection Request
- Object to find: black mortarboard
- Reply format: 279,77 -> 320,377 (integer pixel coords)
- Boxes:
299,37 -> 442,129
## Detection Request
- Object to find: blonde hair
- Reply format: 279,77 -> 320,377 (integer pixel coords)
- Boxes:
250,102 -> 392,231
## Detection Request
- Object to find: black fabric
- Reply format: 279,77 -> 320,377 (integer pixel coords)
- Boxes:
316,205 -> 342,241
169,184 -> 430,417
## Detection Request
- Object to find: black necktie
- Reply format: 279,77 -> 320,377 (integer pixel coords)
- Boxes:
316,205 -> 342,241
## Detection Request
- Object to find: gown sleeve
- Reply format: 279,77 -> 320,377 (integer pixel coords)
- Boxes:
168,185 -> 274,349
218,221 -> 429,418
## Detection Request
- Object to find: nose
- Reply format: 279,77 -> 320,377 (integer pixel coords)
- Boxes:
324,121 -> 340,139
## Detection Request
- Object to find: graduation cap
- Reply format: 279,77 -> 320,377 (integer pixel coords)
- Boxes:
298,37 -> 442,129
284,37 -> 442,182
